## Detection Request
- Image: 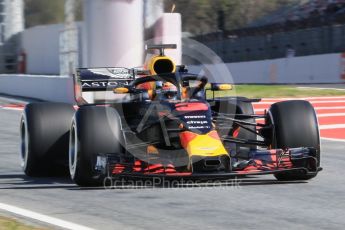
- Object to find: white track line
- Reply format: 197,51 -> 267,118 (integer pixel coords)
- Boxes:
1,107 -> 23,111
303,106 -> 345,110
254,100 -> 345,105
317,113 -> 345,117
254,106 -> 345,113
256,113 -> 345,121
297,87 -> 345,91
319,124 -> 345,129
257,113 -> 345,118
0,203 -> 95,230
260,96 -> 345,101
321,137 -> 345,143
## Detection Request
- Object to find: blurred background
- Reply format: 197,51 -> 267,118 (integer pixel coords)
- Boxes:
0,0 -> 345,84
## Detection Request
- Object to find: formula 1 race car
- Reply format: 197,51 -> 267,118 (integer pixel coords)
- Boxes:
20,44 -> 321,186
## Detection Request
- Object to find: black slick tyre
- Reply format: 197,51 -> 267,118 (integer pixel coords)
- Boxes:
69,106 -> 124,187
268,100 -> 320,180
20,103 -> 75,176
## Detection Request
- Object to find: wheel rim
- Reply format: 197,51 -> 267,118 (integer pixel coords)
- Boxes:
69,122 -> 78,179
20,117 -> 29,170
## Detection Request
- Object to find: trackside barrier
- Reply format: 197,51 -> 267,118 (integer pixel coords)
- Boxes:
0,52 -> 344,104
0,75 -> 75,104
189,53 -> 345,84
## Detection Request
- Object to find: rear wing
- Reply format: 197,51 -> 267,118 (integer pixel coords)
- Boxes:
74,67 -> 137,104
75,68 -> 135,91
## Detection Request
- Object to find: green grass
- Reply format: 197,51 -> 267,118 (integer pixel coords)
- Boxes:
0,216 -> 46,230
206,85 -> 345,99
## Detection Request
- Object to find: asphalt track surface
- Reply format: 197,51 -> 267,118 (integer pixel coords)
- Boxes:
0,96 -> 345,230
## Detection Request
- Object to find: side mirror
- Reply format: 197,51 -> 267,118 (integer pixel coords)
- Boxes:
210,83 -> 233,91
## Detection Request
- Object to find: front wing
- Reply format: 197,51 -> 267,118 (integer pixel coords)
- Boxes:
95,147 -> 321,179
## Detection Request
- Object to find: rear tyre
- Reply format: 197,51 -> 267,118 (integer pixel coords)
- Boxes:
20,103 -> 75,176
69,106 -> 124,187
268,100 -> 320,180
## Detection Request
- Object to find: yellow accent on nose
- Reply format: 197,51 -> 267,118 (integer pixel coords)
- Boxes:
184,132 -> 228,158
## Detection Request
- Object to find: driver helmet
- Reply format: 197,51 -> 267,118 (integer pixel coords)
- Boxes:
161,82 -> 178,100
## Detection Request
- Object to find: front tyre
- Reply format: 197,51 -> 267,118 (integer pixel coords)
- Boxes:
69,106 -> 124,186
268,100 -> 320,180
